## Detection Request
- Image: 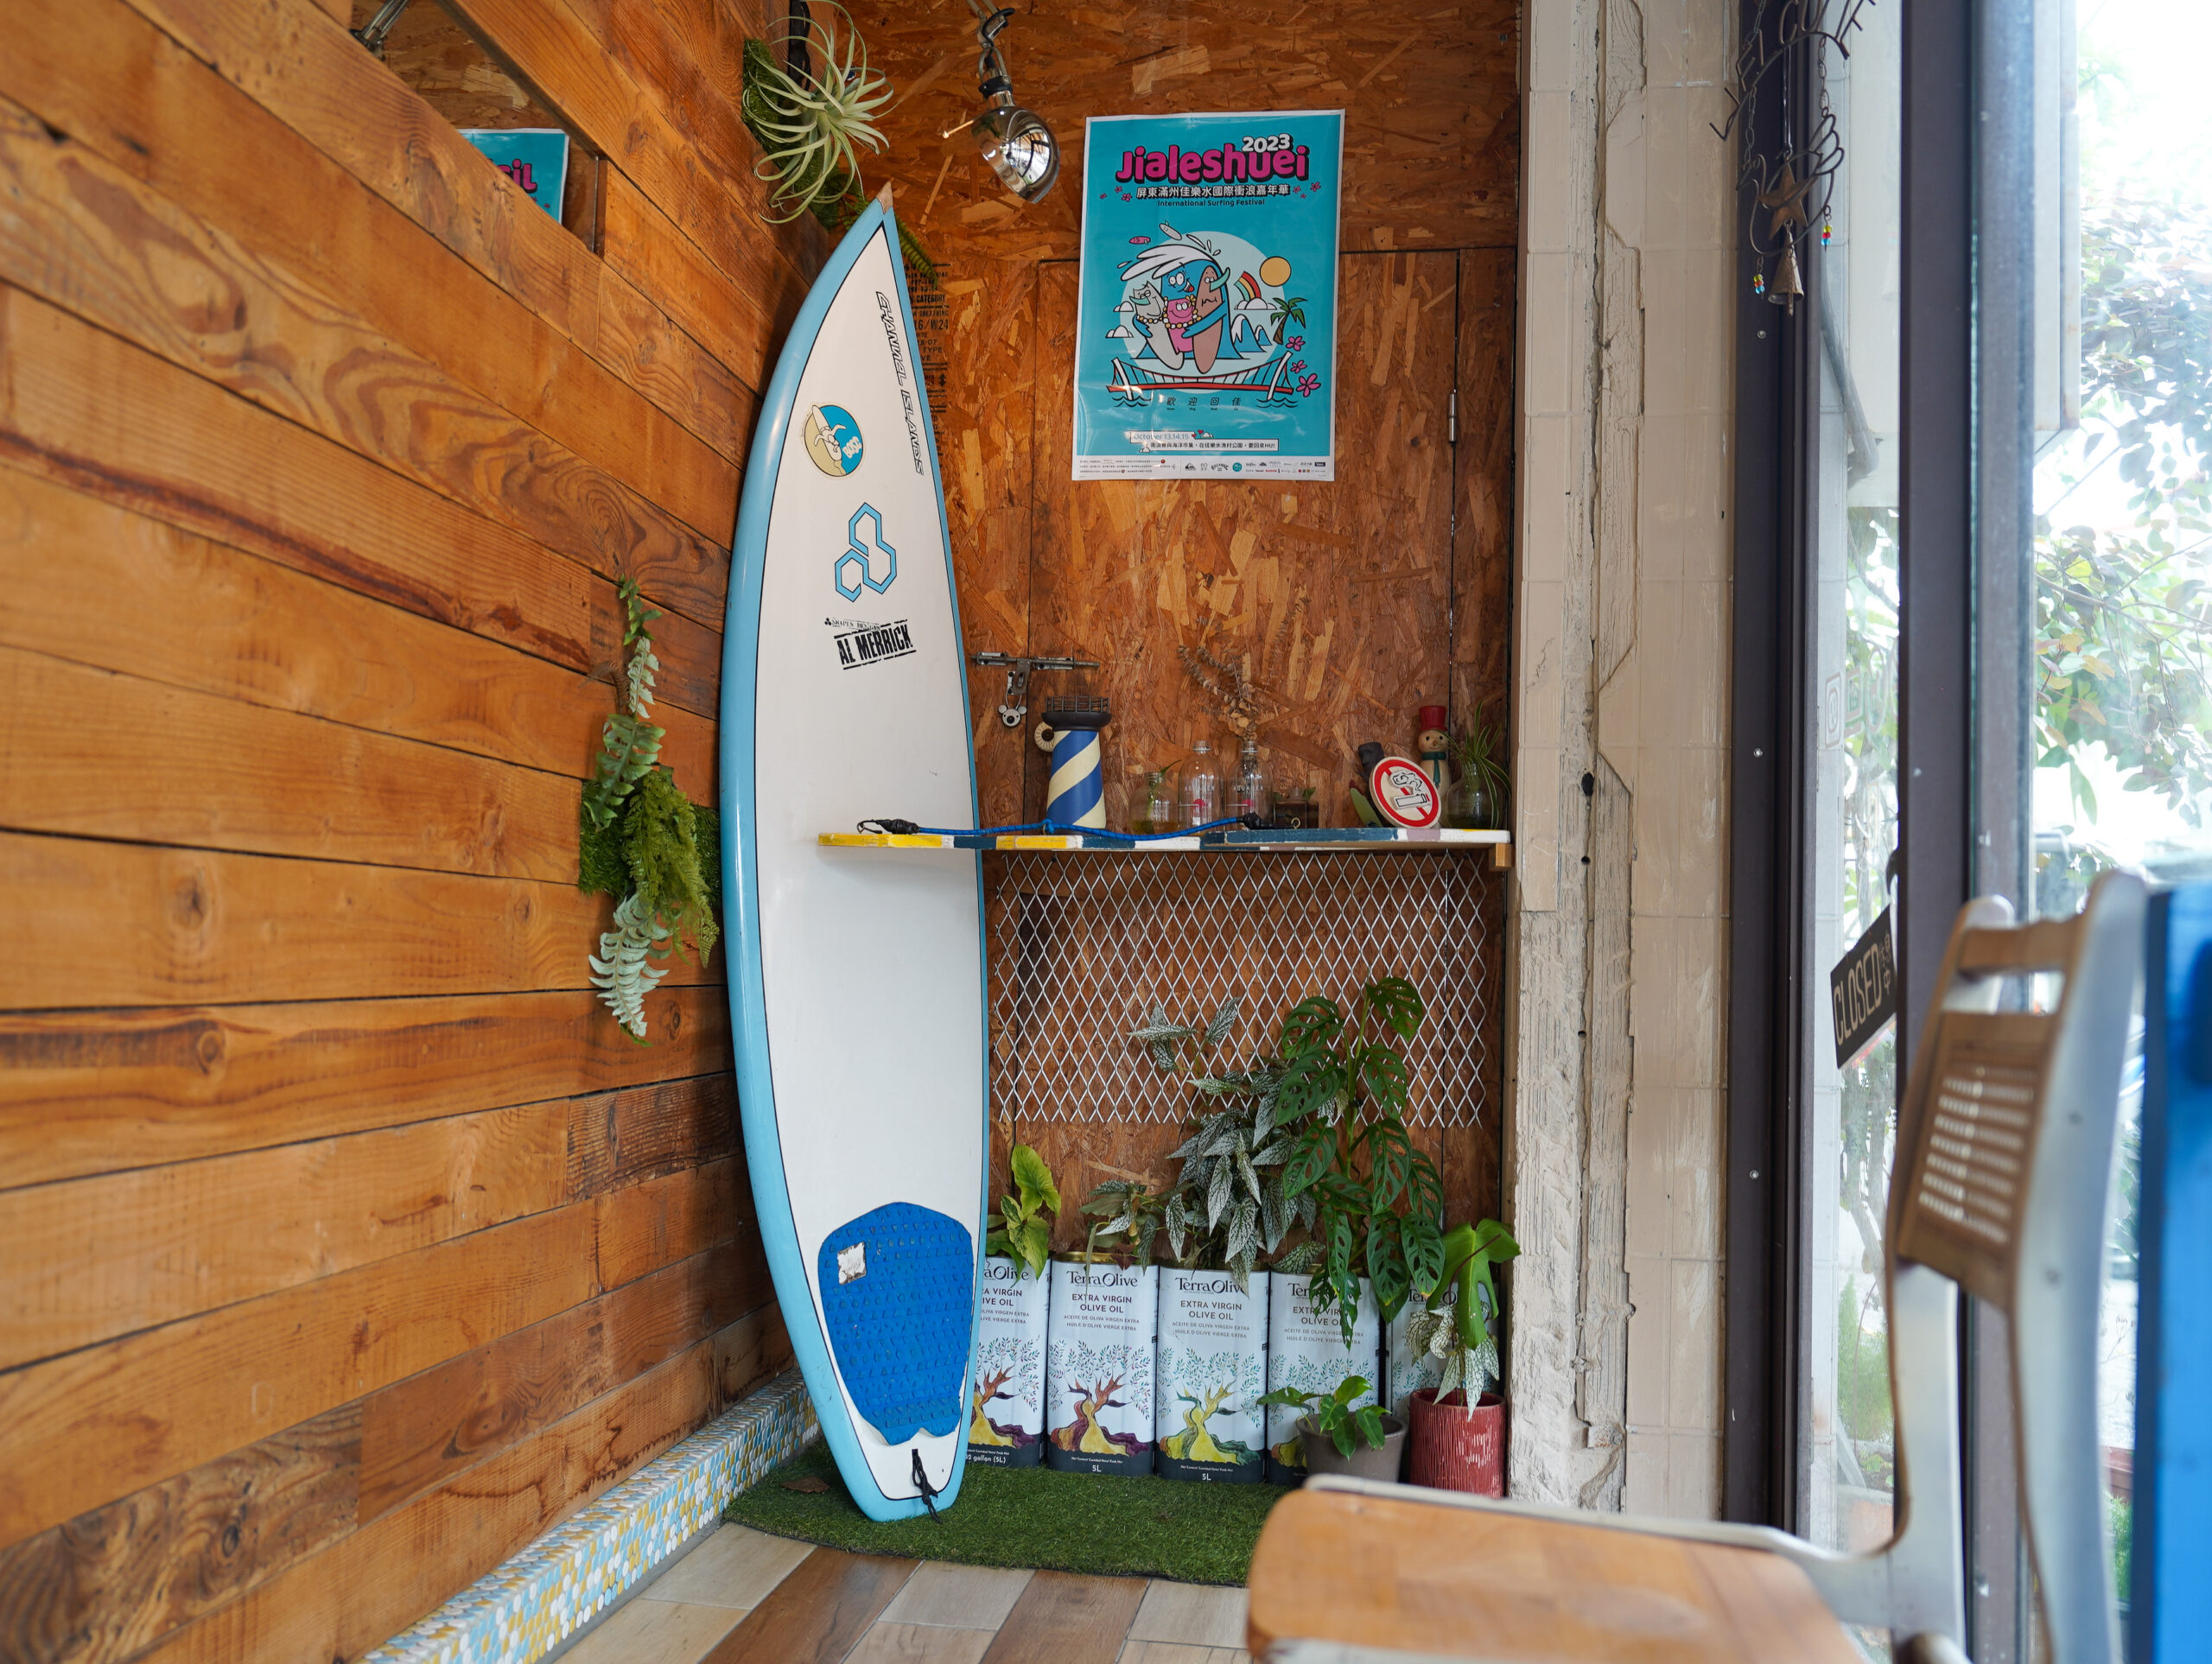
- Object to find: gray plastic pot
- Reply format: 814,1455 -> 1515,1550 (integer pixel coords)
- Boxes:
1296,1413 -> 1408,1483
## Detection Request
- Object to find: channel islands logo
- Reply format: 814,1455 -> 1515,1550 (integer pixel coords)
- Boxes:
803,403 -> 864,477
833,505 -> 897,600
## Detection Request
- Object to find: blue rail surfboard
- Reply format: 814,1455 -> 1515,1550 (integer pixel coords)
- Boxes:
721,194 -> 985,1520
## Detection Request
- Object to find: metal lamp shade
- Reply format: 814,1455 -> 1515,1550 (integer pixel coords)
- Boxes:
976,96 -> 1059,202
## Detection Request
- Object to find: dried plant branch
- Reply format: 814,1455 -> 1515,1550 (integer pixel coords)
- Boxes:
1178,594 -> 1310,741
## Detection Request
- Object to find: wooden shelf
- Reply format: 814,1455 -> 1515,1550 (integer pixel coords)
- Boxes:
819,826 -> 1513,866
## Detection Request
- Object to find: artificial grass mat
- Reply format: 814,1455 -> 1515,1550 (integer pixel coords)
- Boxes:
722,1440 -> 1285,1585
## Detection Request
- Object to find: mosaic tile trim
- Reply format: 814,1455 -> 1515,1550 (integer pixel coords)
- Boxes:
363,1369 -> 817,1664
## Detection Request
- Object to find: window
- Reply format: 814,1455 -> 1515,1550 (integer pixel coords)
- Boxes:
2026,0 -> 2212,1616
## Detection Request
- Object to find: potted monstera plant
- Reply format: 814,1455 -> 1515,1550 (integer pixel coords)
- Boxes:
1401,1218 -> 1518,1494
1259,977 -> 1446,1481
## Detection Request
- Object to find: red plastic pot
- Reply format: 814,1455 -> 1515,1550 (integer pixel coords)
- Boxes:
1407,1388 -> 1504,1495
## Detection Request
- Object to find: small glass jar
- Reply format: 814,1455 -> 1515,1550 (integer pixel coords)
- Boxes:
1181,740 -> 1219,827
1135,768 -> 1176,834
1446,776 -> 1500,830
1232,737 -> 1268,822
1272,785 -> 1320,829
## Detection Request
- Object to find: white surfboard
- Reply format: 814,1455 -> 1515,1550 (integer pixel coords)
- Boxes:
721,194 -> 985,1521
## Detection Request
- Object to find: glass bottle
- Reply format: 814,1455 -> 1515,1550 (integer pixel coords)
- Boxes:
1232,736 -> 1268,822
1136,768 -> 1175,834
1181,740 -> 1219,827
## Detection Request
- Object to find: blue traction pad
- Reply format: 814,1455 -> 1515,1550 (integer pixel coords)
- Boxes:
817,1202 -> 975,1445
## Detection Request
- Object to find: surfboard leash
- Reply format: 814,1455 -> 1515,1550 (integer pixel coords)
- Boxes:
856,816 -> 1253,842
910,1450 -> 944,1521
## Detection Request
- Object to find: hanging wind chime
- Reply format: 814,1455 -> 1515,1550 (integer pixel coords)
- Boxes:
1715,0 -> 1872,315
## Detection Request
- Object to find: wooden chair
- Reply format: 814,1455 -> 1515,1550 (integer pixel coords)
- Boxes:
1248,872 -> 2146,1664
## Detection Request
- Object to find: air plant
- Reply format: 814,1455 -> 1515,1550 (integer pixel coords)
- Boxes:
740,3 -> 892,224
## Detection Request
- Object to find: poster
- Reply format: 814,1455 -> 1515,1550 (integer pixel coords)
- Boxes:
1072,111 -> 1344,480
459,128 -> 570,221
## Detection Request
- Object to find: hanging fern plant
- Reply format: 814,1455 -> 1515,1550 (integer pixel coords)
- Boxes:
739,6 -> 936,282
580,579 -> 720,1042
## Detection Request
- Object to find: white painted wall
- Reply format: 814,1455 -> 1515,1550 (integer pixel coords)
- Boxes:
1506,0 -> 1736,1519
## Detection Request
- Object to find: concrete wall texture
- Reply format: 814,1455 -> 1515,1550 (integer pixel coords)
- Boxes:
1506,0 -> 1735,1518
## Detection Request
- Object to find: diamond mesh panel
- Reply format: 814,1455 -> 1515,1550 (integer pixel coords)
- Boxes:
985,852 -> 1491,1127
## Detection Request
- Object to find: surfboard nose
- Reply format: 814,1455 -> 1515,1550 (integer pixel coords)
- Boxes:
816,1202 -> 976,1446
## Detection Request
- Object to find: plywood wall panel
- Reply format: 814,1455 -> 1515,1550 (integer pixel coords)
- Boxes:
939,258 -> 1041,826
1026,252 -> 1457,827
852,0 -> 1520,264
1452,248 -> 1516,729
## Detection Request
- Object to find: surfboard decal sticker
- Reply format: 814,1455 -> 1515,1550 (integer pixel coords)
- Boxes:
721,198 -> 988,1524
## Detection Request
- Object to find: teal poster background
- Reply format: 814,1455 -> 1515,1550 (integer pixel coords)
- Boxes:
459,128 -> 570,221
1072,111 -> 1344,480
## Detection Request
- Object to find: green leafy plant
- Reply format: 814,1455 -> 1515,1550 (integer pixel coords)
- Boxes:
1256,1372 -> 1387,1457
1403,1218 -> 1519,1407
1132,997 -> 1313,1288
739,6 -> 889,224
1272,979 -> 1447,1343
590,892 -> 670,1038
1079,1177 -> 1167,1266
1265,293 -> 1309,345
987,1144 -> 1061,1280
1452,703 -> 1510,823
582,581 -> 664,834
580,581 -> 716,1041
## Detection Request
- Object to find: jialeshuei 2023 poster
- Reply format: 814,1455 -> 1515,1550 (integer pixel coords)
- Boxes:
1071,111 -> 1344,481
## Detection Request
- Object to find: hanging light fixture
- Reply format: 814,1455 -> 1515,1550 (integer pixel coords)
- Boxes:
968,2 -> 1058,204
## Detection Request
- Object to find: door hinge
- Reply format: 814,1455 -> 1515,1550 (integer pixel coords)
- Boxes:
1448,387 -> 1458,444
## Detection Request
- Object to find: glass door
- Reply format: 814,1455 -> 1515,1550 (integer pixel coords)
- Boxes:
1802,0 -> 1904,1567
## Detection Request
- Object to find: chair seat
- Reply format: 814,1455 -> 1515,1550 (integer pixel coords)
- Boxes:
1247,1488 -> 1863,1662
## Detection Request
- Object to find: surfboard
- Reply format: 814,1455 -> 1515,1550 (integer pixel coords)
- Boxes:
721,193 -> 985,1521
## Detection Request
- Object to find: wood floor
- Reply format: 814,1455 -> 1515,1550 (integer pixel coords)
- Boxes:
556,1526 -> 1251,1664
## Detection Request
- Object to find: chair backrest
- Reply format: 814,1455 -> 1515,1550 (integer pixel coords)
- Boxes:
1887,870 -> 2143,1664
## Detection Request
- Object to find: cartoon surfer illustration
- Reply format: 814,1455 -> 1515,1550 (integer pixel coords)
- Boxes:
1103,223 -> 1305,405
1117,227 -> 1231,374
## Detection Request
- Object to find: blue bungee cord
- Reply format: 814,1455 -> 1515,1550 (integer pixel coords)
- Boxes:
856,816 -> 1250,842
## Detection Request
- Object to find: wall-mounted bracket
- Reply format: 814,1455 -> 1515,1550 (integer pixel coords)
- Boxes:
969,651 -> 1099,728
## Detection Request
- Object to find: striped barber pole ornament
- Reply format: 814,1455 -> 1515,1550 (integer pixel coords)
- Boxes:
1037,695 -> 1111,828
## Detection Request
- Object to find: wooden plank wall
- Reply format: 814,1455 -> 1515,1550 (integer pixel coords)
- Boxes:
876,1 -> 1522,1238
0,0 -> 1518,1653
0,0 -> 818,1655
